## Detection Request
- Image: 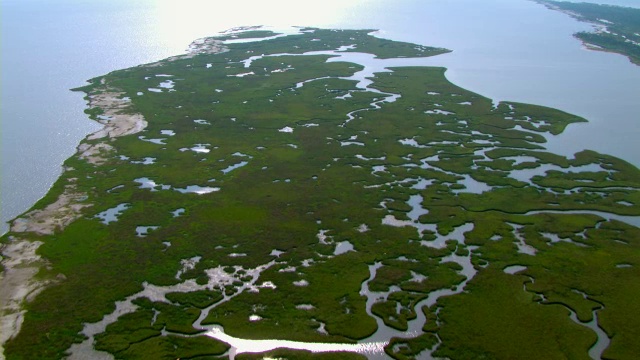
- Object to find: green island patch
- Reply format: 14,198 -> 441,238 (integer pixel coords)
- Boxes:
2,27 -> 639,360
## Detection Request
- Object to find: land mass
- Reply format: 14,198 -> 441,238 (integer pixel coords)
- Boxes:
539,1 -> 640,65
1,27 -> 640,360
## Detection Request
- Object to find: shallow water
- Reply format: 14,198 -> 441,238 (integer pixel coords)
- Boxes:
94,203 -> 130,225
171,208 -> 185,217
131,157 -> 156,165
452,174 -> 492,194
135,226 -> 159,237
565,290 -> 611,359
204,327 -> 386,360
508,163 -> 606,184
509,223 -> 538,255
525,209 -> 640,228
174,185 -> 220,195
503,265 -> 527,275
221,161 -> 249,174
334,241 -> 355,255
359,249 -> 478,347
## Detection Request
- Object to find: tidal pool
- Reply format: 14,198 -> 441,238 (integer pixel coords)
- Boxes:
221,161 -> 248,174
503,265 -> 527,275
175,185 -> 220,195
138,136 -> 167,145
180,144 -> 211,153
135,226 -> 159,237
134,177 -> 169,191
158,80 -> 175,89
171,208 -> 185,217
130,157 -> 156,165
94,203 -> 130,225
334,241 -> 355,255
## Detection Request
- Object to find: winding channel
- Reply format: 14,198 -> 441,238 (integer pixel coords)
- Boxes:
521,275 -> 611,360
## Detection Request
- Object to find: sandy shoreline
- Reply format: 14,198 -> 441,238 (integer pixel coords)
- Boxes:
163,37 -> 228,63
0,36 -> 229,358
0,82 -> 146,359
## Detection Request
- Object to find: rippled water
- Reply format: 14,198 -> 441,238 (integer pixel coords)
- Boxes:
2,0 -> 639,233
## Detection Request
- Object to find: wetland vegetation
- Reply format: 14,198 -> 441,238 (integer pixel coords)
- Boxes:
2,27 -> 640,359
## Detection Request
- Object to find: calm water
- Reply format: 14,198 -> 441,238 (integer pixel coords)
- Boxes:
2,0 -> 640,234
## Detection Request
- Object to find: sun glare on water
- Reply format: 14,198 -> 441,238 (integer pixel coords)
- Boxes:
152,0 -> 375,47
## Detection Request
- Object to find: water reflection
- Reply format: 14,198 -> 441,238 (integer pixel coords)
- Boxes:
204,326 -> 386,360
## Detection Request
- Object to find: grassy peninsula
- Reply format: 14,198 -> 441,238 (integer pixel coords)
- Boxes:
540,1 -> 640,65
1,28 -> 639,359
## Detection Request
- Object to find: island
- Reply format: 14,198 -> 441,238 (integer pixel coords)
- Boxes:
1,27 -> 639,360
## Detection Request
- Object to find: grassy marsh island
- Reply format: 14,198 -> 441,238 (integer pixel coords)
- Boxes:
1,27 -> 640,359
539,1 -> 640,65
